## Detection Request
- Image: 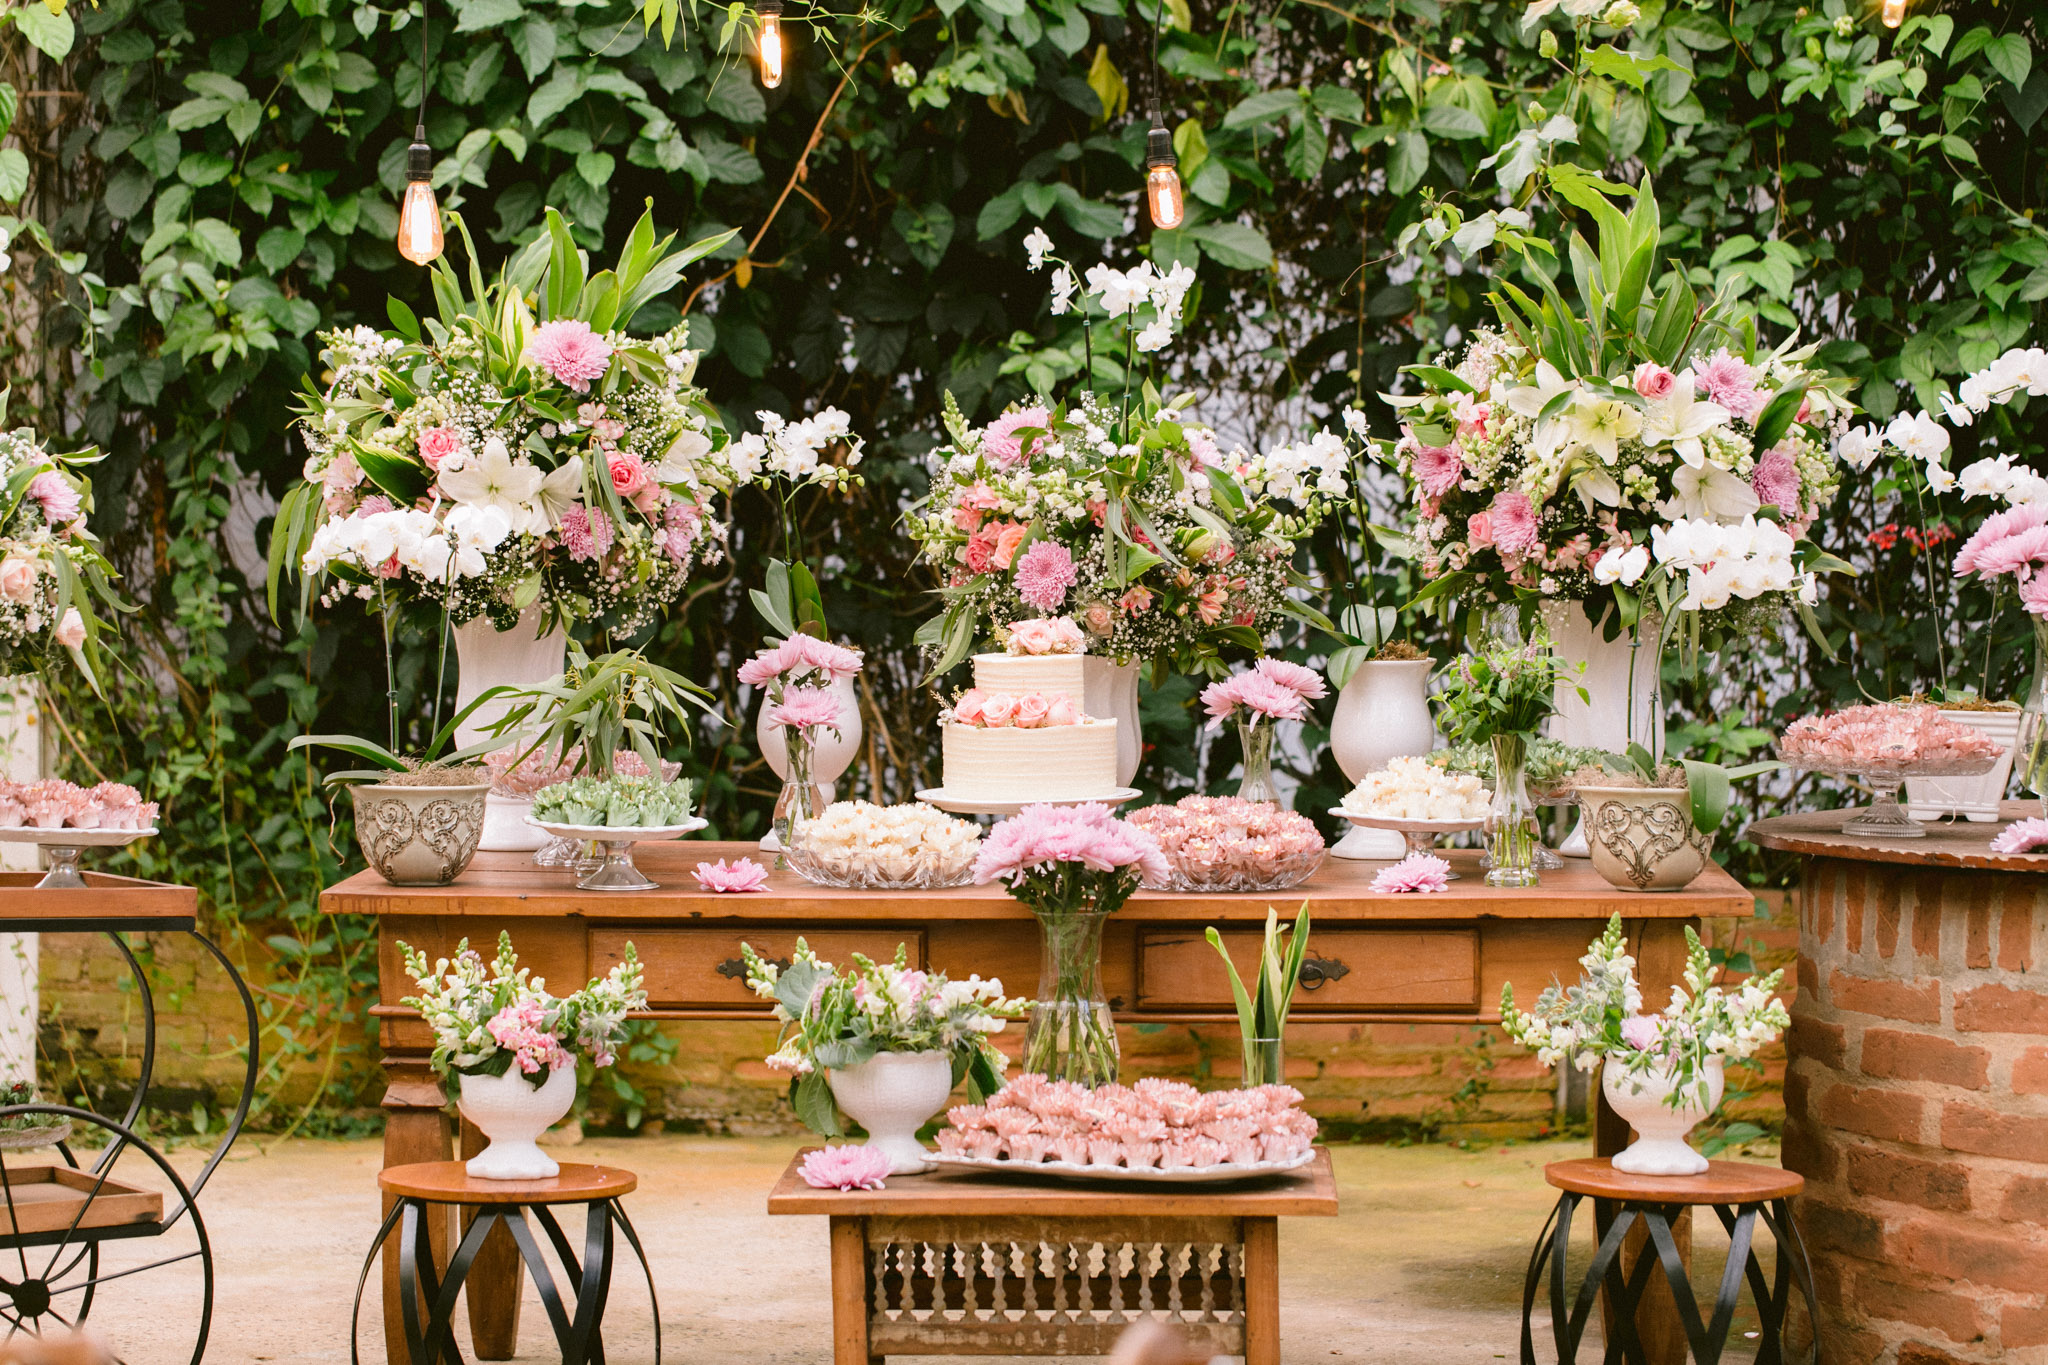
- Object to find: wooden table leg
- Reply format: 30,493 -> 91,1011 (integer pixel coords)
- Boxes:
381,1055 -> 453,1365
460,1116 -> 525,1359
829,1215 -> 875,1365
1242,1217 -> 1281,1365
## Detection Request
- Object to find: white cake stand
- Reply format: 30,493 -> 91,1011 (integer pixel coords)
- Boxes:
915,788 -> 1142,818
0,827 -> 158,889
524,816 -> 707,890
1328,810 -> 1479,879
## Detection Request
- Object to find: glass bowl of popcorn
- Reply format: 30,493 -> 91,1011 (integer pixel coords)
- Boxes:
784,800 -> 983,890
1125,797 -> 1326,893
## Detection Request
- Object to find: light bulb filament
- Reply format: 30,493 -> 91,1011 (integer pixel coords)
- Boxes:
758,10 -> 784,88
1881,0 -> 1905,26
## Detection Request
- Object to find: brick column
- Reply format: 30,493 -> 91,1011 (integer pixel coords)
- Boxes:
1785,855 -> 2048,1364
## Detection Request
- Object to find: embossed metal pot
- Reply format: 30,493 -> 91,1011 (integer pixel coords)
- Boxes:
349,781 -> 489,886
1577,785 -> 1713,892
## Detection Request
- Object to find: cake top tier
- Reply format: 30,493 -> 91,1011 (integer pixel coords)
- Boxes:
1001,617 -> 1087,657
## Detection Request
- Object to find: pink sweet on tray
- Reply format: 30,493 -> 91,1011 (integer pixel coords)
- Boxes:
1777,703 -> 2003,771
941,1072 -> 1318,1171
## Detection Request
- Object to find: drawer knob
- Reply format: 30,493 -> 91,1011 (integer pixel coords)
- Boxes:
716,955 -> 788,981
1298,956 -> 1350,991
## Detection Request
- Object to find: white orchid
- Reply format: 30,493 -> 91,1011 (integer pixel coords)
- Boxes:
1084,263 -> 1141,317
1022,226 -> 1055,271
1885,410 -> 1949,462
1639,375 -> 1730,469
1592,543 -> 1650,586
1833,424 -> 1884,471
1048,266 -> 1077,316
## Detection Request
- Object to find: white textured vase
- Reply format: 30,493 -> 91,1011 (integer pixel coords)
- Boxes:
1577,785 -> 1714,892
453,609 -> 569,852
1602,1056 -> 1724,1176
1329,658 -> 1435,860
1545,603 -> 1664,856
757,672 -> 864,850
826,1051 -> 955,1175
456,1064 -> 577,1181
1906,709 -> 2019,823
1082,657 -> 1142,788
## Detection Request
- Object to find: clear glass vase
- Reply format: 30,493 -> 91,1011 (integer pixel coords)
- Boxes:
1242,1034 -> 1285,1089
772,732 -> 823,855
2018,617 -> 2048,817
1023,907 -> 1120,1087
1237,717 -> 1281,807
1484,732 -> 1542,887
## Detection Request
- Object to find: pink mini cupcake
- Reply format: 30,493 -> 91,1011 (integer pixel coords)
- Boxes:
962,1130 -> 1003,1161
0,782 -> 23,828
24,780 -> 72,829
946,1103 -> 989,1131
1004,1133 -> 1052,1163
90,783 -> 141,830
1050,1132 -> 1090,1165
1086,1134 -> 1123,1167
136,802 -> 160,828
1121,1139 -> 1162,1170
935,1128 -> 972,1156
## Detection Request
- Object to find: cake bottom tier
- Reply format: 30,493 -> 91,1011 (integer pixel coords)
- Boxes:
941,720 -> 1121,801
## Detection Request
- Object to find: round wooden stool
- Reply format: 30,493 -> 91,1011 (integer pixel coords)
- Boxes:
1520,1158 -> 1817,1365
349,1161 -> 658,1365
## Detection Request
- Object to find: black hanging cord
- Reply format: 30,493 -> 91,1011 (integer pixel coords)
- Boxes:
1149,0 -> 1165,122
416,3 -> 430,141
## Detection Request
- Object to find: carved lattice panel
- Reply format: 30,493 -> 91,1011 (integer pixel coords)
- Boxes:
863,1215 -> 1246,1357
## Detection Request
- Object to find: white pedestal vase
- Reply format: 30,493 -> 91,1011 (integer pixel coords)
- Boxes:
1601,1056 -> 1724,1176
1905,709 -> 2019,823
1577,785 -> 1715,892
456,1064 -> 578,1181
1082,657 -> 1143,789
453,610 -> 569,852
1544,603 -> 1664,856
1328,658 -> 1435,860
825,1051 -> 955,1175
757,673 -> 863,851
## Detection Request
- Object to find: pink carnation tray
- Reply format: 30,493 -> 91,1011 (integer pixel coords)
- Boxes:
929,1149 -> 1316,1185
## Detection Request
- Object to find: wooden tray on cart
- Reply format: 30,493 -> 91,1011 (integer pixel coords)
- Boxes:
0,1164 -> 163,1238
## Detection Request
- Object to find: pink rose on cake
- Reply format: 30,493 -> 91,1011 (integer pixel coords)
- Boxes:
1046,695 -> 1082,726
979,693 -> 1018,726
1014,694 -> 1052,729
1006,616 -> 1086,656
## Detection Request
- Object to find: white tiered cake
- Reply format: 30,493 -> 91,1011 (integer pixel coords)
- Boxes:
939,622 -> 1118,804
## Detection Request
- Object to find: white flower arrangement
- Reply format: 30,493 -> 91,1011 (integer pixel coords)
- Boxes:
1341,755 -> 1490,822
398,930 -> 648,1084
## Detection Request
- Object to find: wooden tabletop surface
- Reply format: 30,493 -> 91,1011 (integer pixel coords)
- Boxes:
379,1161 -> 638,1204
767,1146 -> 1339,1217
1544,1157 -> 1802,1204
0,871 -> 197,931
1748,800 -> 2048,872
323,843 -> 1746,921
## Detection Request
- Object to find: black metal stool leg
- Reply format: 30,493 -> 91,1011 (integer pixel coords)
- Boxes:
348,1200 -> 406,1365
610,1198 -> 662,1365
503,1204 -> 579,1352
1766,1199 -> 1821,1365
1644,1205 -> 1721,1364
566,1200 -> 613,1365
1522,1196 -> 1565,1365
397,1202 -> 433,1365
1549,1192 -> 1579,1363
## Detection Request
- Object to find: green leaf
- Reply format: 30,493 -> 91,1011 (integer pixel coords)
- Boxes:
1984,34 -> 2033,90
576,150 -> 615,187
13,5 -> 74,59
1222,89 -> 1299,130
706,74 -> 766,125
1420,103 -> 1487,138
188,217 -> 243,268
1584,44 -> 1682,92
1187,221 -> 1273,270
1386,129 -> 1428,195
256,227 -> 305,272
0,149 -> 28,204
455,0 -> 522,30
510,17 -> 558,80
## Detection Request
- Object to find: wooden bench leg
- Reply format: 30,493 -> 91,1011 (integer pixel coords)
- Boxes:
830,1215 -> 874,1365
1243,1217 -> 1280,1365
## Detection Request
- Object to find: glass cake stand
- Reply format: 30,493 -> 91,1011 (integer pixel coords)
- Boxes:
1780,754 -> 2001,838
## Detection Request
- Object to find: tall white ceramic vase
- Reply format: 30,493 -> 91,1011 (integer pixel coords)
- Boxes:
1905,709 -> 2018,822
1329,659 -> 1436,859
456,1064 -> 578,1181
1082,657 -> 1143,789
825,1051 -> 956,1175
1601,1056 -> 1724,1176
453,609 -> 570,852
1545,603 -> 1663,857
757,673 -> 863,850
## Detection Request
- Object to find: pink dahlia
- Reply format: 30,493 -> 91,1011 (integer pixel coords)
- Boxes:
695,857 -> 771,892
1489,491 -> 1541,561
27,472 -> 81,527
1411,441 -> 1464,498
1013,540 -> 1078,613
767,685 -> 843,735
1750,448 -> 1802,512
1369,851 -> 1450,894
978,406 -> 1052,468
559,506 -> 613,562
1955,504 -> 2048,578
1252,657 -> 1328,702
799,1144 -> 892,1191
1991,818 -> 2048,855
528,319 -> 614,393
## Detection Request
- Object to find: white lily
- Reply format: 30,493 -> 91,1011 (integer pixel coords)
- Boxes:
437,437 -> 545,528
1640,376 -> 1730,469
1657,461 -> 1761,523
1503,360 -> 1577,458
1566,395 -> 1642,465
655,428 -> 713,485
533,456 -> 586,534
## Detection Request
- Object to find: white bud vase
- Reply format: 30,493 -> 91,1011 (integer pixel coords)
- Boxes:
757,673 -> 864,850
825,1051 -> 955,1175
453,609 -> 569,853
455,1064 -> 578,1181
1329,658 -> 1434,859
1601,1055 -> 1724,1176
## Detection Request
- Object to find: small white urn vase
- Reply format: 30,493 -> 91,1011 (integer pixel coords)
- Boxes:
453,609 -> 569,853
757,672 -> 864,850
1602,1056 -> 1724,1176
1906,708 -> 2019,823
1082,657 -> 1143,788
1329,658 -> 1436,859
825,1050 -> 955,1175
1545,603 -> 1664,857
456,1064 -> 577,1181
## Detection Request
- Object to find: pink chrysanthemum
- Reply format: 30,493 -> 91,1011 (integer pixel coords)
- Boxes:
799,1144 -> 892,1190
695,857 -> 771,892
2023,573 -> 2048,618
1973,524 -> 2048,579
1489,491 -> 1540,561
1200,671 -> 1309,728
767,685 -> 843,735
1369,851 -> 1451,894
1013,540 -> 1078,612
1411,442 -> 1464,498
1253,657 -> 1328,702
528,319 -> 614,393
1954,504 -> 2048,578
740,634 -> 865,688
978,406 -> 1052,468
558,505 -> 613,562
1991,818 -> 2048,855
1695,349 -> 1766,423
974,803 -> 1171,885
27,472 -> 81,526
1750,448 -> 1802,512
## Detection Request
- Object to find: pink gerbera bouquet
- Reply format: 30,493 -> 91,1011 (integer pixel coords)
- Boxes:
1200,658 -> 1327,729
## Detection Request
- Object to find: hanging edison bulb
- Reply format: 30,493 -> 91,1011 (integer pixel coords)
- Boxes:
396,131 -> 443,266
1880,0 -> 1905,26
757,0 -> 785,89
1145,124 -> 1183,229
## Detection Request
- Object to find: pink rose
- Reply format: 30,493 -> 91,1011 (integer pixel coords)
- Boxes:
417,426 -> 463,469
954,504 -> 984,532
1046,696 -> 1082,726
1081,602 -> 1114,635
962,526 -> 1000,575
608,453 -> 649,497
1015,694 -> 1052,729
979,692 -> 1017,726
1631,363 -> 1676,399
951,688 -> 988,725
53,609 -> 85,649
960,482 -> 1003,511
1466,510 -> 1495,549
0,557 -> 37,605
993,524 -> 1029,570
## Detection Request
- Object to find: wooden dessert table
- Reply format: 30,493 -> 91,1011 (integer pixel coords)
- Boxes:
324,841 -> 1750,1360
767,1147 -> 1339,1365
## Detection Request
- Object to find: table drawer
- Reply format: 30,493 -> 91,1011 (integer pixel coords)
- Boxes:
591,929 -> 926,1010
1135,927 -> 1478,1012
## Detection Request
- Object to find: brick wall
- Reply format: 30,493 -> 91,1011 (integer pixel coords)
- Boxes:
1785,858 -> 2048,1364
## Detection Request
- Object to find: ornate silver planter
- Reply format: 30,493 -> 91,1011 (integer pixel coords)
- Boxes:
1576,784 -> 1714,892
349,781 -> 489,886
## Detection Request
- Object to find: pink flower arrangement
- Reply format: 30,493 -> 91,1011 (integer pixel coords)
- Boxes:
1013,541 -> 1079,612
766,685 -> 844,737
27,471 -> 82,526
978,406 -> 1051,468
1006,616 -> 1087,655
486,999 -> 571,1075
1200,664 -> 1319,729
1777,703 -> 2003,773
1370,851 -> 1451,894
738,633 -> 864,688
1125,796 -> 1324,890
974,803 -> 1170,887
1750,448 -> 1802,512
935,1074 -> 1316,1170
1252,657 -> 1328,703
558,505 -> 613,562
799,1143 -> 892,1190
1991,819 -> 2048,855
948,690 -> 1083,728
1412,442 -> 1464,498
695,857 -> 772,892
527,319 -> 615,393
1953,505 -> 2048,608
0,779 -> 154,831
1489,490 -> 1540,560
1695,349 -> 1766,421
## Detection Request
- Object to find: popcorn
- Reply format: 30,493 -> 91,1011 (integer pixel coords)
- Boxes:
1342,756 -> 1490,821
789,800 -> 982,889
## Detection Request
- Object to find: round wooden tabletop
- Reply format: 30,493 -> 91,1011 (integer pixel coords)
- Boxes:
1544,1158 -> 1803,1205
378,1161 -> 638,1205
1747,800 -> 2048,872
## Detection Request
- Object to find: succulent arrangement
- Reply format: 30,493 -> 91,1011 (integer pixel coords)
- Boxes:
530,774 -> 697,829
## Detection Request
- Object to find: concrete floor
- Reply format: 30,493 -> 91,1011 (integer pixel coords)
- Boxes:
31,1132 -> 1774,1363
